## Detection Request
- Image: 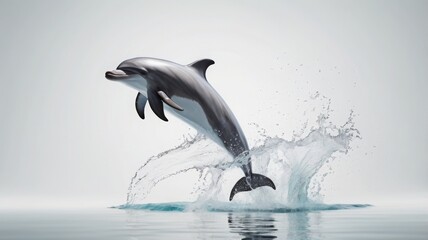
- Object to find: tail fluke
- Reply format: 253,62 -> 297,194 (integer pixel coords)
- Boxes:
229,174 -> 276,201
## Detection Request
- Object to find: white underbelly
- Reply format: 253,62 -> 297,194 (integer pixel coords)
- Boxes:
165,96 -> 223,146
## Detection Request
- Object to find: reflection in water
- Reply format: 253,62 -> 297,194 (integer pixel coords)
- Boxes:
228,213 -> 277,239
228,211 -> 322,240
287,212 -> 311,240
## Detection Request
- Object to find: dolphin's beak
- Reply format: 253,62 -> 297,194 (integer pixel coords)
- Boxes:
105,69 -> 130,80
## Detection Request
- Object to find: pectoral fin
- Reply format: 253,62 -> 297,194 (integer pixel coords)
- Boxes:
135,92 -> 147,119
157,91 -> 184,111
148,90 -> 168,121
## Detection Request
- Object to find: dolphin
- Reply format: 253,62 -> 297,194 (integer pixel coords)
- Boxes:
105,57 -> 276,200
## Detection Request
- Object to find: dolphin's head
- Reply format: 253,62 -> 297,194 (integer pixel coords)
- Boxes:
105,58 -> 150,81
105,58 -> 157,93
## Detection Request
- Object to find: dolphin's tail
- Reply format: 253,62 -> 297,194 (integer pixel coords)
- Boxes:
229,174 -> 276,201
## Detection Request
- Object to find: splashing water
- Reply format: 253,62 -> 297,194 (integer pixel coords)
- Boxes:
122,95 -> 362,212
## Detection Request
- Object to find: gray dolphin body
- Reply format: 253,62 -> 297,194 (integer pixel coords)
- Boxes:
106,57 -> 275,200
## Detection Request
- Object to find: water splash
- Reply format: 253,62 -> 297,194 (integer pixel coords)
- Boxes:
115,202 -> 369,212
124,94 -> 362,212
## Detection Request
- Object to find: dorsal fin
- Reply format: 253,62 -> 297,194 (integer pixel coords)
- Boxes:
188,59 -> 215,79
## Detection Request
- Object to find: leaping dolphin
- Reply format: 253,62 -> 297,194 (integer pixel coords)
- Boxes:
105,57 -> 276,200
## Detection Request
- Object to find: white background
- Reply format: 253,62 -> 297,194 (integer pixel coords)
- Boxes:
0,0 -> 427,209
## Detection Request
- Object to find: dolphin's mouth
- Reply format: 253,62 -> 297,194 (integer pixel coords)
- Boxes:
105,69 -> 132,80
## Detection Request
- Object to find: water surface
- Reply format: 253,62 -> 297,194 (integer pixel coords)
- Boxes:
1,206 -> 427,239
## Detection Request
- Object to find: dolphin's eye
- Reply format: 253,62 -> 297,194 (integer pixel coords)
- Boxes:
136,68 -> 148,75
117,67 -> 148,76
